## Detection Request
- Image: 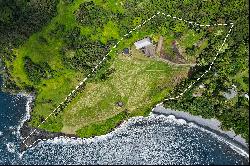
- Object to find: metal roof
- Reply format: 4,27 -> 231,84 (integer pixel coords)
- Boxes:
123,48 -> 129,54
134,38 -> 152,49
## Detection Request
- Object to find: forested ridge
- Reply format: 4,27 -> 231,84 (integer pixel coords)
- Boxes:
0,0 -> 59,91
0,0 -> 59,48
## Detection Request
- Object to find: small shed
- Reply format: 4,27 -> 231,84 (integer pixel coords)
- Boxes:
123,48 -> 130,54
116,101 -> 124,107
134,38 -> 152,49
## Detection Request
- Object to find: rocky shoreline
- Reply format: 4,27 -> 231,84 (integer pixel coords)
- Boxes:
20,121 -> 77,152
18,91 -> 249,155
0,60 -> 70,152
152,104 -> 249,158
19,98 -> 249,157
17,92 -> 78,152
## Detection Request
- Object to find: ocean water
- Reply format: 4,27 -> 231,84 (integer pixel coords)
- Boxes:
0,80 -> 27,164
0,77 -> 248,165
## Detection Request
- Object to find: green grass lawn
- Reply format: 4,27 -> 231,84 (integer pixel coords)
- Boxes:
51,49 -> 189,136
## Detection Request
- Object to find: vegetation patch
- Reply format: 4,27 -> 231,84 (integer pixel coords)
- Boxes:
76,111 -> 128,138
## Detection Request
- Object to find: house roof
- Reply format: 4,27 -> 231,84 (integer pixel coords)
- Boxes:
134,38 -> 152,49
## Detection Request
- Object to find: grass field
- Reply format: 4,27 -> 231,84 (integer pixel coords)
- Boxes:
53,49 -> 189,136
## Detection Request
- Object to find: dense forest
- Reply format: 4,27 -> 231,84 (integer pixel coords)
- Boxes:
0,0 -> 248,140
0,0 -> 59,90
0,0 -> 58,48
162,0 -> 249,140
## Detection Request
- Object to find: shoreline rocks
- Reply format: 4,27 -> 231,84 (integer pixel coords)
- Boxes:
20,121 -> 77,152
152,104 -> 249,156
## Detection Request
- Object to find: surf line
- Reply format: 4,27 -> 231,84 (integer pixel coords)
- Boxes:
21,12 -> 234,148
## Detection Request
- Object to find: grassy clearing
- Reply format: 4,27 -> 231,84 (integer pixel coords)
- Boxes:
194,39 -> 209,56
76,111 -> 127,138
58,49 -> 189,135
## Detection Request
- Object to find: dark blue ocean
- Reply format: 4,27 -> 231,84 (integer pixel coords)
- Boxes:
0,77 -> 249,165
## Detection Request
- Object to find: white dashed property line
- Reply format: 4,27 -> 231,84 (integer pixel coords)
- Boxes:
160,12 -> 231,28
163,23 -> 234,101
22,12 -> 234,147
142,20 -> 147,25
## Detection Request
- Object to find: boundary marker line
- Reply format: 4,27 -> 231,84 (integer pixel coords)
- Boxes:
21,12 -> 234,148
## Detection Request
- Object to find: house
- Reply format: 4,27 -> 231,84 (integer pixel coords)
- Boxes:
134,38 -> 152,49
134,38 -> 155,57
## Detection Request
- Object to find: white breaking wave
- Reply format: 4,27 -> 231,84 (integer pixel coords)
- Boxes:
188,120 -> 249,158
177,118 -> 187,125
18,113 -> 248,165
6,142 -> 16,153
16,93 -> 34,138
38,113 -> 248,158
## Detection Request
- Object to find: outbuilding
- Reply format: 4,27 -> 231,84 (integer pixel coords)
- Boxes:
123,48 -> 130,55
